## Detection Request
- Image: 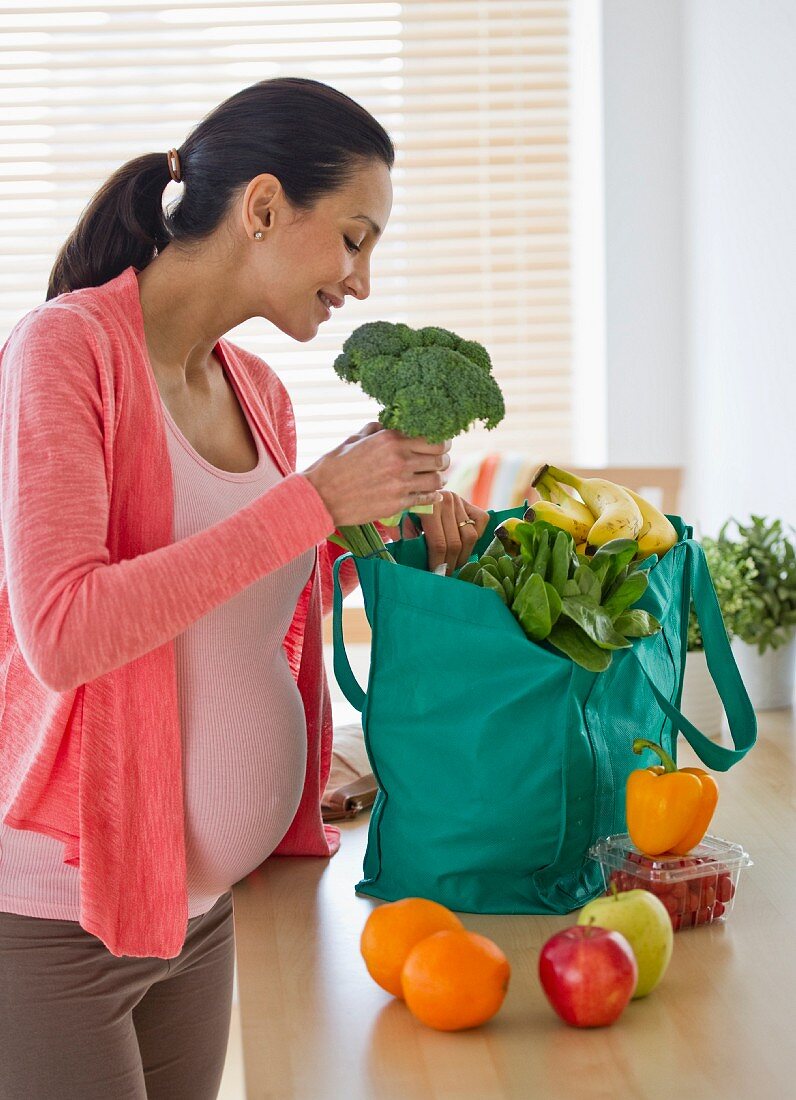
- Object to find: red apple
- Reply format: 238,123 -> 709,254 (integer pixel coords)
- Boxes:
538,925 -> 638,1027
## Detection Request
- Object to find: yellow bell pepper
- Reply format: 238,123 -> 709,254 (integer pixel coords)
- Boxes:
626,738 -> 719,857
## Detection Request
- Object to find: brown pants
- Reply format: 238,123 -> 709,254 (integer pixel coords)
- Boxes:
0,890 -> 235,1100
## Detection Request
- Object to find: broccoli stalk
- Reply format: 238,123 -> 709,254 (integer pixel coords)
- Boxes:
331,321 -> 505,563
331,520 -> 395,563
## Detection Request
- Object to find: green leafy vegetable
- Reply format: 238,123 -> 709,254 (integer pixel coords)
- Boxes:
548,619 -> 612,672
481,569 -> 508,605
549,530 -> 571,595
560,595 -> 632,651
545,581 -> 563,628
614,609 -> 662,637
513,573 -> 553,640
575,564 -> 602,603
590,539 -> 639,589
602,571 -> 649,620
454,519 -> 662,672
532,538 -> 551,582
456,561 -> 481,583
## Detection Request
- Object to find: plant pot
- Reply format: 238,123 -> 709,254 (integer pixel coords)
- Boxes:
680,650 -> 726,737
731,630 -> 796,711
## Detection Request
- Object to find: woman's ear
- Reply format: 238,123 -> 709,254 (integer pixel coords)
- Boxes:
240,173 -> 282,238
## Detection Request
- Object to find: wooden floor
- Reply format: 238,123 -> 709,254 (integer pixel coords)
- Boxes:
230,659 -> 795,1099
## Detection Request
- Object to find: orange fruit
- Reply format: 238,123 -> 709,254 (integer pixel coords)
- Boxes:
401,929 -> 511,1031
360,897 -> 464,998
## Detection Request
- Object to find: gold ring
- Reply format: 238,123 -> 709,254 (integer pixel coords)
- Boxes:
458,519 -> 477,528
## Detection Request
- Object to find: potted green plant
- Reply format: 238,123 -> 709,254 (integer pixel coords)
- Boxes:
682,536 -> 754,735
718,516 -> 796,710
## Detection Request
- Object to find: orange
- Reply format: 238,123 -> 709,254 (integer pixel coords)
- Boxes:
360,897 -> 464,999
401,929 -> 511,1031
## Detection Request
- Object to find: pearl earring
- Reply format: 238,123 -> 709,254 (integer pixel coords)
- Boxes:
253,230 -> 263,240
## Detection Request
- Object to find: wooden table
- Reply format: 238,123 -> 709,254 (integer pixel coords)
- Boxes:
233,708 -> 795,1100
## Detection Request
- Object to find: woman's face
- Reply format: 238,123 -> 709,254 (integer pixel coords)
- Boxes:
241,159 -> 393,341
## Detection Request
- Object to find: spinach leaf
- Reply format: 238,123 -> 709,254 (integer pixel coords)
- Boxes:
548,618 -> 613,672
603,571 -> 649,620
514,572 -> 553,640
614,609 -> 661,637
575,564 -> 602,603
549,530 -> 571,594
561,595 -> 633,650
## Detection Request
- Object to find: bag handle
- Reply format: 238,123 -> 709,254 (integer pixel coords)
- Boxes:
634,539 -> 757,772
332,552 -> 367,713
330,511 -> 419,711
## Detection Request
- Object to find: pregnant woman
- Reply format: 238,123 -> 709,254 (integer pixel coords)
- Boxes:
0,77 -> 488,1099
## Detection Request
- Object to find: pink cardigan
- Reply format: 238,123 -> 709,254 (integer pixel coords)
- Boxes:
0,267 -> 366,958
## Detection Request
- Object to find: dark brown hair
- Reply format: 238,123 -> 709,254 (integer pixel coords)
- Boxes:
46,77 -> 394,300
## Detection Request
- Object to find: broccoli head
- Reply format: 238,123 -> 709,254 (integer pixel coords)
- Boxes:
332,321 -> 505,444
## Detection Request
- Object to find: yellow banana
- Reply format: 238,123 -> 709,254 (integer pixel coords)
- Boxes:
534,472 -> 596,528
534,464 -> 643,549
621,486 -> 678,558
524,500 -> 591,543
494,516 -> 525,555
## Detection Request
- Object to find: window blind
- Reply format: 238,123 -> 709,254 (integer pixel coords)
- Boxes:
1,0 -> 573,472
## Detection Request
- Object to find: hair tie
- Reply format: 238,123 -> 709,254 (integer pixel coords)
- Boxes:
166,148 -> 182,183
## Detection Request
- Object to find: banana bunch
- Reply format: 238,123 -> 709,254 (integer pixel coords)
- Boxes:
456,518 -> 661,673
529,465 -> 678,560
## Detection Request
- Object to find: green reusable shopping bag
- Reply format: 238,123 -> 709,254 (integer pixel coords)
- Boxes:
332,504 -> 757,915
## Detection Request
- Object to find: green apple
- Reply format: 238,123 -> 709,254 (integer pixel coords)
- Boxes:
577,888 -> 673,998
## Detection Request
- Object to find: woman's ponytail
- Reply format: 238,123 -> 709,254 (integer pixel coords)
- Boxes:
46,153 -> 173,300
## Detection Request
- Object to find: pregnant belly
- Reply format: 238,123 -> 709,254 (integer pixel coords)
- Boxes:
179,658 -> 308,900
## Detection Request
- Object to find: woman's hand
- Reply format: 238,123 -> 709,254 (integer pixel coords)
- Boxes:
402,490 -> 490,575
303,422 -> 451,527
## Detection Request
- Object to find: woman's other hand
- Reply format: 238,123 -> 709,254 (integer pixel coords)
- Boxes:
402,491 -> 489,575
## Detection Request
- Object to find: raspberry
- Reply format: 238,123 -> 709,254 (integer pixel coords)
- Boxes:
662,894 -> 680,916
717,876 -> 734,902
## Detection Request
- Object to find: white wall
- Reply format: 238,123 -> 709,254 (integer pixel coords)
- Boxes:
684,0 -> 796,535
599,0 -> 795,535
601,0 -> 686,472
570,0 -> 607,466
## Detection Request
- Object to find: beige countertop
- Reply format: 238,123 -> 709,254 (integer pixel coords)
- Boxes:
233,707 -> 795,1100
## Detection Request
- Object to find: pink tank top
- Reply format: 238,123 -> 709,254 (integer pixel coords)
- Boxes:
0,369 -> 313,921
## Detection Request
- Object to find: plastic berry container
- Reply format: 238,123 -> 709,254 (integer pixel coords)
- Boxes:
588,834 -> 753,931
